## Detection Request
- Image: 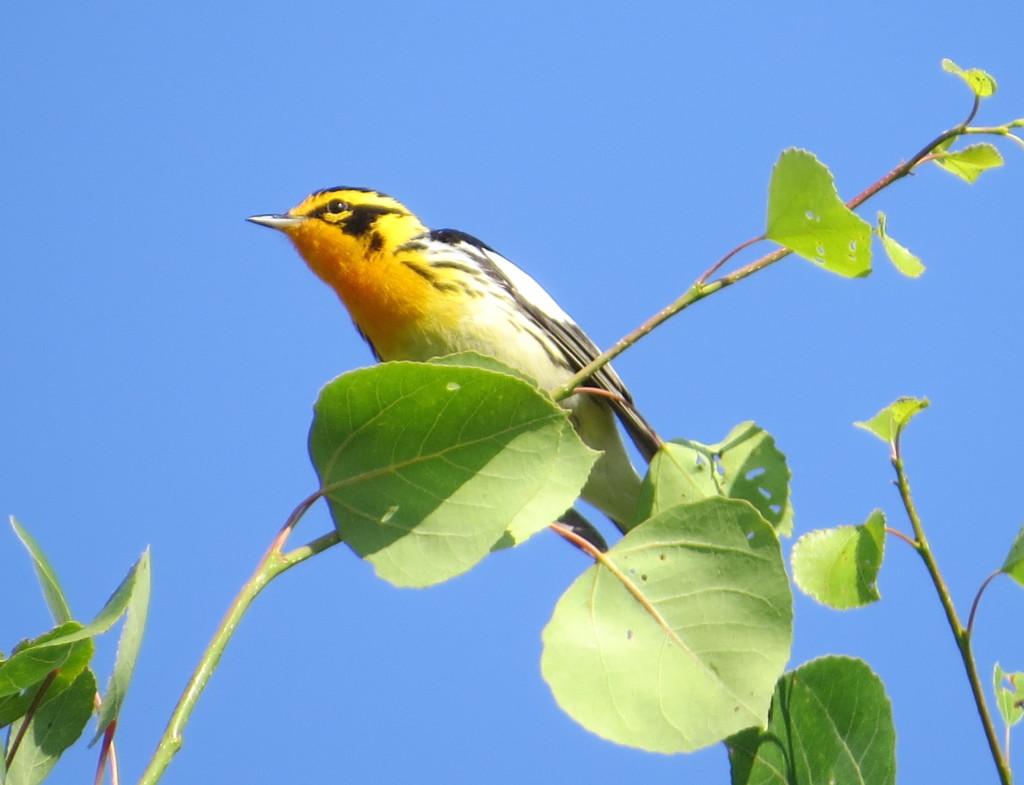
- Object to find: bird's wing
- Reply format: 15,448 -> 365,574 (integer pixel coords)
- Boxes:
431,230 -> 661,462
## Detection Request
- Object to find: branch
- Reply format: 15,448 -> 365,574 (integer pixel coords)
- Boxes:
891,436 -> 1012,785
550,116 -> 979,403
135,491 -> 340,785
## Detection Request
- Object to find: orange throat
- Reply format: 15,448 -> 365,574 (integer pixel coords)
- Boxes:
284,222 -> 437,359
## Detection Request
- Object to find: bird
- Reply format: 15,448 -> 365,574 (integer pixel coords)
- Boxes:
248,187 -> 660,545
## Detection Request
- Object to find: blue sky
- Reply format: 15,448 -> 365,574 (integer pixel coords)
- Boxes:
3,2 -> 1022,783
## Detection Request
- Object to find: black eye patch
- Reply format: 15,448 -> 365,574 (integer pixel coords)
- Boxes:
340,204 -> 404,237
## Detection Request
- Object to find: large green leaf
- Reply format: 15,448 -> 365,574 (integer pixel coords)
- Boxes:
309,361 -> 596,587
728,656 -> 896,785
766,149 -> 872,277
542,497 -> 792,752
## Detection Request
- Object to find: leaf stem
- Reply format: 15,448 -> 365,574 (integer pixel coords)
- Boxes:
891,438 -> 1012,785
135,493 -> 339,785
966,570 -> 1002,638
92,698 -> 118,785
6,668 -> 59,768
550,117 -> 974,403
964,125 -> 1024,150
884,526 -> 918,548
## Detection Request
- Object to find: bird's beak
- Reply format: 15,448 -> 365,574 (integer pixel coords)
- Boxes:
247,213 -> 305,231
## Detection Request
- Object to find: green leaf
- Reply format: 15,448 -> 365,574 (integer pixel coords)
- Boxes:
932,143 -> 1004,184
0,623 -> 93,699
0,692 -> 33,727
639,423 -> 792,535
855,397 -> 929,444
91,549 -> 151,745
0,624 -> 93,733
20,552 -> 153,651
9,518 -> 73,625
3,669 -> 97,785
542,497 -> 792,753
711,423 -> 794,536
791,510 -> 886,609
993,663 -> 1024,729
428,350 -> 537,384
876,211 -> 925,277
1000,524 -> 1024,588
635,441 -> 721,517
942,58 -> 998,97
309,361 -> 597,587
766,148 -> 873,278
728,656 -> 896,785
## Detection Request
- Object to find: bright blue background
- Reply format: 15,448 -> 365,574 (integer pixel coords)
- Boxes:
3,3 -> 1022,783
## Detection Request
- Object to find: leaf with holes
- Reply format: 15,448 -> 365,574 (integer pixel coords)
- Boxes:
309,360 -> 597,587
639,423 -> 792,535
766,148 -> 873,277
712,422 -> 793,536
792,510 -> 886,609
728,656 -> 896,785
542,497 -> 792,753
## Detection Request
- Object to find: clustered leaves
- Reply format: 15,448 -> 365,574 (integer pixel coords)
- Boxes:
2,521 -> 149,785
296,352 -> 913,774
5,59 -> 1022,785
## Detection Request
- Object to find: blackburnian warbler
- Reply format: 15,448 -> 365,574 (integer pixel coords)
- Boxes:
248,188 -> 660,538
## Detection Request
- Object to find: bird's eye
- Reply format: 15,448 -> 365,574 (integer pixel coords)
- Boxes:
326,199 -> 349,214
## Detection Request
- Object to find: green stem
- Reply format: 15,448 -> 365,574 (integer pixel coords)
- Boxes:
892,441 -> 1012,785
550,121 -> 971,403
135,526 -> 341,785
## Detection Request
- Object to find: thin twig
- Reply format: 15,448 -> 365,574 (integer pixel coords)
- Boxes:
885,526 -> 918,548
892,436 -> 1012,785
550,119 -> 970,403
93,717 -> 118,785
135,495 -> 340,785
696,234 -> 765,285
6,669 -> 59,768
966,570 -> 1002,638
